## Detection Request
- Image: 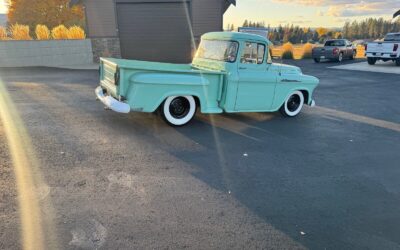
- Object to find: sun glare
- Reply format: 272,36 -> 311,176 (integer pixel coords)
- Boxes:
0,0 -> 7,14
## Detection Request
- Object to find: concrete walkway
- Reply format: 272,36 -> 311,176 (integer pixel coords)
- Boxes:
330,61 -> 400,74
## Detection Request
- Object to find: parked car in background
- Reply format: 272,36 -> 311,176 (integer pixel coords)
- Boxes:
365,33 -> 400,66
312,39 -> 356,63
96,32 -> 319,126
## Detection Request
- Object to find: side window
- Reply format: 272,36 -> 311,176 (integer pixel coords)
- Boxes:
241,42 -> 265,64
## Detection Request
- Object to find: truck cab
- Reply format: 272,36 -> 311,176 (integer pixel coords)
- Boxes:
96,32 -> 319,126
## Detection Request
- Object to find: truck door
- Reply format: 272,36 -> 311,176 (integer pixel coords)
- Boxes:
345,40 -> 353,57
235,42 -> 277,111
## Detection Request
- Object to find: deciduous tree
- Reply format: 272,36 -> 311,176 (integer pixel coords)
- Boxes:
7,0 -> 85,30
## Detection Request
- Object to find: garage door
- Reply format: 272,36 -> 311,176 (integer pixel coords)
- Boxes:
116,2 -> 193,63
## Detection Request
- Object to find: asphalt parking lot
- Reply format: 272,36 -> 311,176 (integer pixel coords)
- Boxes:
1,59 -> 399,249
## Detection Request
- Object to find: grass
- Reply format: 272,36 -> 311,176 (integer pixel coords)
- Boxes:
10,24 -> 32,40
35,25 -> 50,40
271,43 -> 366,60
0,26 -> 7,40
51,25 -> 69,40
67,26 -> 86,40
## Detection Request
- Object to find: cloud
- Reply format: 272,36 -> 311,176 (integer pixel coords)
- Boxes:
271,0 -> 397,17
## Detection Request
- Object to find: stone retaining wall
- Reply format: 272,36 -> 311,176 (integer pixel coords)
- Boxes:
0,39 -> 93,67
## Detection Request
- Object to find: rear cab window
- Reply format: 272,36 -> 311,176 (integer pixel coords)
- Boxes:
384,34 -> 400,42
325,40 -> 345,46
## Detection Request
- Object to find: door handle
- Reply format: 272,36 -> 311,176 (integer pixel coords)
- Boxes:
239,67 -> 247,70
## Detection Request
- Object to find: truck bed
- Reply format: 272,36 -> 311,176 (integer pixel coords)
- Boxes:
99,58 -> 226,114
101,58 -> 223,74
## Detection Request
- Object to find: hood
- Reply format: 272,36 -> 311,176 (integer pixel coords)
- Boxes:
270,63 -> 303,74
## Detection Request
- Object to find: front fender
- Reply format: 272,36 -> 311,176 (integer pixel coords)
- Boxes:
273,74 -> 319,110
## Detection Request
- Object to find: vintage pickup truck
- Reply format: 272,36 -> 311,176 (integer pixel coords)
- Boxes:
96,32 -> 319,126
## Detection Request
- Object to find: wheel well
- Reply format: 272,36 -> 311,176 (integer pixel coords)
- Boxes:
157,95 -> 200,111
193,96 -> 200,108
300,90 -> 309,104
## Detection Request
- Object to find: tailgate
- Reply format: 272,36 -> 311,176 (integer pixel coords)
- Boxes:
313,47 -> 331,56
100,58 -> 119,97
367,42 -> 394,53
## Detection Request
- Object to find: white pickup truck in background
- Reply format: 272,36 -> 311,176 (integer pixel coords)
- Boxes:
366,33 -> 400,66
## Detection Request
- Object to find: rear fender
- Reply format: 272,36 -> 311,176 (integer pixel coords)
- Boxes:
153,91 -> 203,113
127,73 -> 211,113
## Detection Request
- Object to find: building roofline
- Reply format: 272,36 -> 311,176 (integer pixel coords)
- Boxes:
227,0 -> 236,6
395,10 -> 400,18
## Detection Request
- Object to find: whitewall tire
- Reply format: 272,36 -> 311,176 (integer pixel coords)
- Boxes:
161,96 -> 196,126
280,91 -> 305,117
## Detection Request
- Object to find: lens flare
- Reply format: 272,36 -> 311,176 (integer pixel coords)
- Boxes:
0,79 -> 58,250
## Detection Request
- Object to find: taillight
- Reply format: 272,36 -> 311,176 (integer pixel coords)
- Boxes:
333,48 -> 339,55
114,67 -> 120,86
364,44 -> 368,51
394,44 -> 399,52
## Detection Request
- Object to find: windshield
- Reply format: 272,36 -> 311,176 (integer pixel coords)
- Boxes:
325,40 -> 345,46
384,34 -> 400,41
195,40 -> 239,62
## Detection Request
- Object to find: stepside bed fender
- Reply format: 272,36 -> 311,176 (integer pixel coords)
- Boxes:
126,72 -> 223,113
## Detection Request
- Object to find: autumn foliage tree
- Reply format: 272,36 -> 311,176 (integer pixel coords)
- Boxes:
7,0 -> 85,30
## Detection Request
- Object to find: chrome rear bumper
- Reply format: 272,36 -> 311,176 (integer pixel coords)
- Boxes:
95,86 -> 130,113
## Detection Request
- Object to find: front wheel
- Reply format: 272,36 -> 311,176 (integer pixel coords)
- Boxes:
396,58 -> 400,66
350,50 -> 356,60
161,96 -> 197,126
313,58 -> 321,63
280,91 -> 305,117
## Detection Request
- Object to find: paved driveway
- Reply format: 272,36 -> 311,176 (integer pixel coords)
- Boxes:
329,60 -> 400,74
0,60 -> 399,249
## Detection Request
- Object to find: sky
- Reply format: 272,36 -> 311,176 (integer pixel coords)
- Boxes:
0,0 -> 7,14
0,0 -> 397,27
224,0 -> 398,28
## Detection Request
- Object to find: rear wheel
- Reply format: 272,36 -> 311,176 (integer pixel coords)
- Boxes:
368,57 -> 377,65
313,58 -> 320,63
280,91 -> 305,117
337,53 -> 344,63
161,96 -> 196,126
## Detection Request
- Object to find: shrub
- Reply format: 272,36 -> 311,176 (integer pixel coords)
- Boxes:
0,26 -> 7,40
51,25 -> 69,40
281,42 -> 294,59
302,43 -> 314,59
10,24 -> 32,40
35,25 -> 50,40
67,26 -> 86,39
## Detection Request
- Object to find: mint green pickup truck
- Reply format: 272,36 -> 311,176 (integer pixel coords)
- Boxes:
96,32 -> 319,126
